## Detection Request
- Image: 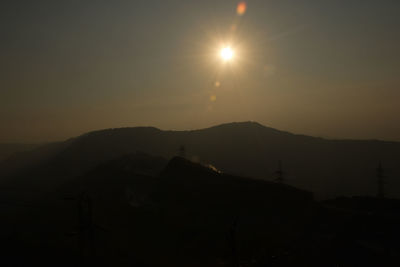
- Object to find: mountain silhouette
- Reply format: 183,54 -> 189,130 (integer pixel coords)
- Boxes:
1,121 -> 399,199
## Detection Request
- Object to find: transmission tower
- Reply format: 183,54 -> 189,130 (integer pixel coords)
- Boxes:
275,160 -> 284,183
377,161 -> 385,198
178,145 -> 186,158
227,216 -> 239,267
77,192 -> 95,263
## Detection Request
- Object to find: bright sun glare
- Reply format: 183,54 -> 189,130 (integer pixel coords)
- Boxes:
220,46 -> 234,61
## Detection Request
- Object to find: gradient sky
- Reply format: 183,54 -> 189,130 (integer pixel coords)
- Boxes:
1,0 -> 400,142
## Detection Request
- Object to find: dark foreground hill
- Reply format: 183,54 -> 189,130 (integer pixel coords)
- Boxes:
0,155 -> 314,266
1,155 -> 399,267
1,122 -> 399,199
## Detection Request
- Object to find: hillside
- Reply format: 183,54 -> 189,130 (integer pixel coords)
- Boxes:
1,122 -> 399,199
0,155 -> 316,266
2,155 -> 399,266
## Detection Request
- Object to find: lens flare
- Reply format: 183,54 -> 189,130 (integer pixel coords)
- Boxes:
237,2 -> 247,16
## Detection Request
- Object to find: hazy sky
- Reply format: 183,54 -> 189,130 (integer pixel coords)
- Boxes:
1,0 -> 400,142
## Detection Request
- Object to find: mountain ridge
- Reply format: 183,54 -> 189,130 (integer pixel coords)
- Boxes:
1,121 -> 399,199
69,121 -> 399,143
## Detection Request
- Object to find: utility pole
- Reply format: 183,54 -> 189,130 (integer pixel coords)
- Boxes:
275,160 -> 284,183
377,161 -> 385,199
66,191 -> 107,265
76,192 -> 95,264
228,216 -> 239,267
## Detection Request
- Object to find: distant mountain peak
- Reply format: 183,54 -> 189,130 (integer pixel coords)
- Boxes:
208,121 -> 266,129
202,121 -> 293,137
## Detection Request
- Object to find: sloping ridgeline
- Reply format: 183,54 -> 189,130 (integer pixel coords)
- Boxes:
1,122 -> 399,199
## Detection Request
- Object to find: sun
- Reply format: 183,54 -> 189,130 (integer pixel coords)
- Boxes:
220,46 -> 234,62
